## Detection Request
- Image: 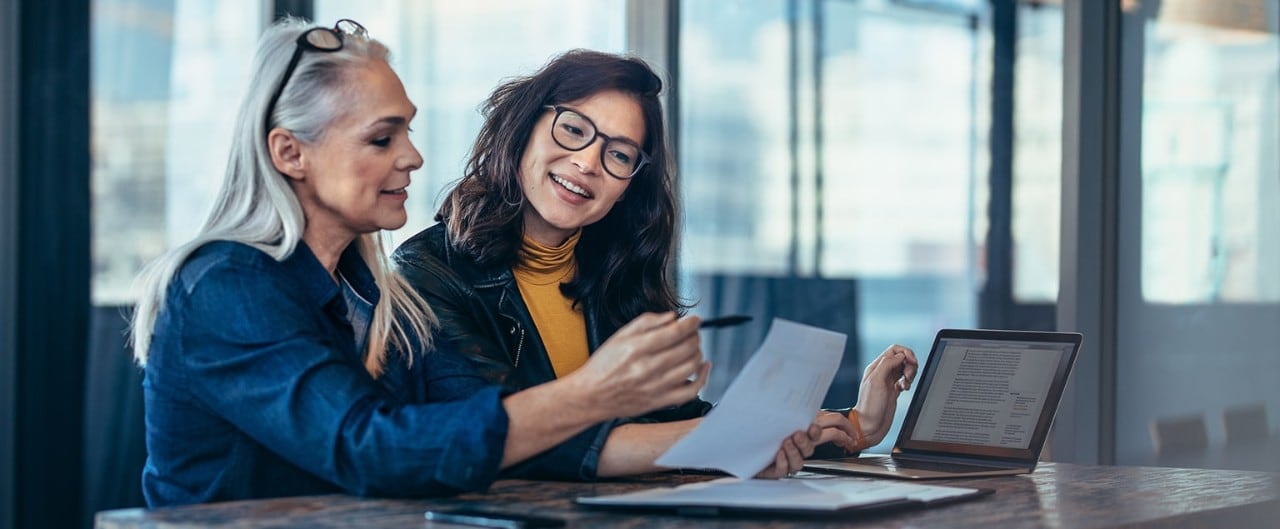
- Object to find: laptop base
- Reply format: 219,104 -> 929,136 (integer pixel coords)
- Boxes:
805,456 -> 1033,480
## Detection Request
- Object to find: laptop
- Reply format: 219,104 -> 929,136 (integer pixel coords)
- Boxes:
805,329 -> 1082,480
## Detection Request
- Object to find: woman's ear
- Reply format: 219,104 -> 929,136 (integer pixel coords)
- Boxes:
267,128 -> 305,181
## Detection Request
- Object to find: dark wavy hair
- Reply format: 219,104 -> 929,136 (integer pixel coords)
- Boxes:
437,49 -> 685,328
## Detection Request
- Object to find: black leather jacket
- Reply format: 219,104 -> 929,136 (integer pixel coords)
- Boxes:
392,223 -> 714,477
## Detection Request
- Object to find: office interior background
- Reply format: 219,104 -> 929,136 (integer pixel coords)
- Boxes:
1,0 -> 1277,527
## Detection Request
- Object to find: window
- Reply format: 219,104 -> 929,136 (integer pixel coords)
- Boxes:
92,0 -> 264,303
680,0 -> 1005,450
1012,4 -> 1063,303
1139,10 -> 1279,303
1112,0 -> 1280,468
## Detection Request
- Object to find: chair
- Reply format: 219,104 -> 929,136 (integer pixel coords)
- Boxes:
1149,414 -> 1209,456
1223,403 -> 1269,446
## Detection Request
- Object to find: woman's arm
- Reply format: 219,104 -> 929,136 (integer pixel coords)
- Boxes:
171,256 -> 509,497
394,247 -> 726,474
808,344 -> 920,457
596,418 -> 833,478
499,312 -> 710,467
849,344 -> 919,444
596,419 -> 700,476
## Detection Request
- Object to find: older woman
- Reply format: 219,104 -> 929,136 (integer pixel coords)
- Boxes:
129,20 -> 770,508
393,50 -> 919,478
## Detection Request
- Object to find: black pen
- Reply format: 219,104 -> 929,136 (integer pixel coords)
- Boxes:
699,315 -> 753,329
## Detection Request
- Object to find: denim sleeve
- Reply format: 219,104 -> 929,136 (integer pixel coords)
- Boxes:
632,398 -> 715,424
497,420 -> 615,481
417,339 -> 613,481
176,260 -> 509,497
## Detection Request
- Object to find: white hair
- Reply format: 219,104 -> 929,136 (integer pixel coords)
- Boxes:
131,18 -> 435,378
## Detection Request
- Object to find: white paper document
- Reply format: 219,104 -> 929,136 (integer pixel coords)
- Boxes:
654,318 -> 846,478
577,475 -> 983,512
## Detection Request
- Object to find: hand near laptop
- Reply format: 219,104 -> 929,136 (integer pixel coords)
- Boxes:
757,344 -> 920,478
814,344 -> 920,453
851,344 -> 919,446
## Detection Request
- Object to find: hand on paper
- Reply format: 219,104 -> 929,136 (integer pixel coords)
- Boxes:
852,344 -> 919,446
755,424 -> 824,479
564,312 -> 710,419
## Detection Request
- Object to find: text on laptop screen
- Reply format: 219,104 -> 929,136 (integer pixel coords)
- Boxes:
909,338 -> 1073,450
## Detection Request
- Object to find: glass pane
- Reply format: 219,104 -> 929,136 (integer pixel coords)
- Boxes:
315,0 -> 628,247
1012,4 -> 1063,303
680,0 -> 989,451
1115,0 -> 1280,471
92,0 -> 263,304
678,0 -> 792,277
1139,4 -> 1280,304
818,4 -> 976,280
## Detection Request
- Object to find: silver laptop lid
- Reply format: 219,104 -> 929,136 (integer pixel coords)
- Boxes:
892,329 -> 1082,465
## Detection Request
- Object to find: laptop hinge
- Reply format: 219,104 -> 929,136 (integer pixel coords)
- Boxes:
894,452 -> 1030,470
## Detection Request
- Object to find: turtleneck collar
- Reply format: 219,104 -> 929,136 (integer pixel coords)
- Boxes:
515,230 -> 581,283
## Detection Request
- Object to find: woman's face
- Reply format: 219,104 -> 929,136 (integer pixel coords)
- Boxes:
517,89 -> 643,247
293,60 -> 422,244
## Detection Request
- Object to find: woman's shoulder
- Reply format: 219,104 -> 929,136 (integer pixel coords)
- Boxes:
393,223 -> 507,289
168,241 -> 304,307
392,223 -> 448,264
162,241 -> 323,340
391,225 -> 472,298
392,223 -> 478,285
178,241 -> 281,285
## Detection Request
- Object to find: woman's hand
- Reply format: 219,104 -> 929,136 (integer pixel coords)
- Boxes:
851,344 -> 919,445
563,312 -> 710,420
755,424 -> 825,479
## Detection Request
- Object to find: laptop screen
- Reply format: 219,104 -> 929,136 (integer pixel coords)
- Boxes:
894,329 -> 1082,462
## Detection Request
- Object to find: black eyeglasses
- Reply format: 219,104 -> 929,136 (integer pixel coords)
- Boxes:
263,19 -> 368,135
545,105 -> 650,180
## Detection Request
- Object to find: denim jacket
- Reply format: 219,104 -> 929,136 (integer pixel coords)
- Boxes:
141,241 -> 510,507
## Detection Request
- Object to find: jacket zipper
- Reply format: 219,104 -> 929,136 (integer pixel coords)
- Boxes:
513,326 -> 525,367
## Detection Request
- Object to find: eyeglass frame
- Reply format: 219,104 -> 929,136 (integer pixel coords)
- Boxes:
263,19 -> 368,135
543,105 -> 651,180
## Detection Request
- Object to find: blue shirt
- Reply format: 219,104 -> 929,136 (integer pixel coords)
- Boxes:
141,241 -> 510,507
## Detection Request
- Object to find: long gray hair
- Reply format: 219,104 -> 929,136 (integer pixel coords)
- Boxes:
131,18 -> 435,377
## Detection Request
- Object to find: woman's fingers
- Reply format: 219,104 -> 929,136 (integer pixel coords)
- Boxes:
810,411 -> 859,451
571,312 -> 714,418
790,424 -> 822,458
611,311 -> 678,338
772,447 -> 788,478
756,427 -> 828,479
781,437 -> 804,474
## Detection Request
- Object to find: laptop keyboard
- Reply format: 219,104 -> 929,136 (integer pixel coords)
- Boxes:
860,456 -> 1004,473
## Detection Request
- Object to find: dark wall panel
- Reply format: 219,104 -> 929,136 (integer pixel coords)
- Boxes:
15,0 -> 92,527
1,0 -> 20,525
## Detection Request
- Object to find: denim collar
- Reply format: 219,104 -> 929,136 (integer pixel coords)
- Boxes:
282,241 -> 381,309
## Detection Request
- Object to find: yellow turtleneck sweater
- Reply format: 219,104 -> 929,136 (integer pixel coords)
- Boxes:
513,231 -> 589,378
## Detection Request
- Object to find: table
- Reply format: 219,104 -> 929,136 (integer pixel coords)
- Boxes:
95,463 -> 1280,528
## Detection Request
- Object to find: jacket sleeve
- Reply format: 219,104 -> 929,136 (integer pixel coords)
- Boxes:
174,259 -> 509,497
393,247 -> 514,383
633,398 -> 715,423
412,334 -> 617,481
